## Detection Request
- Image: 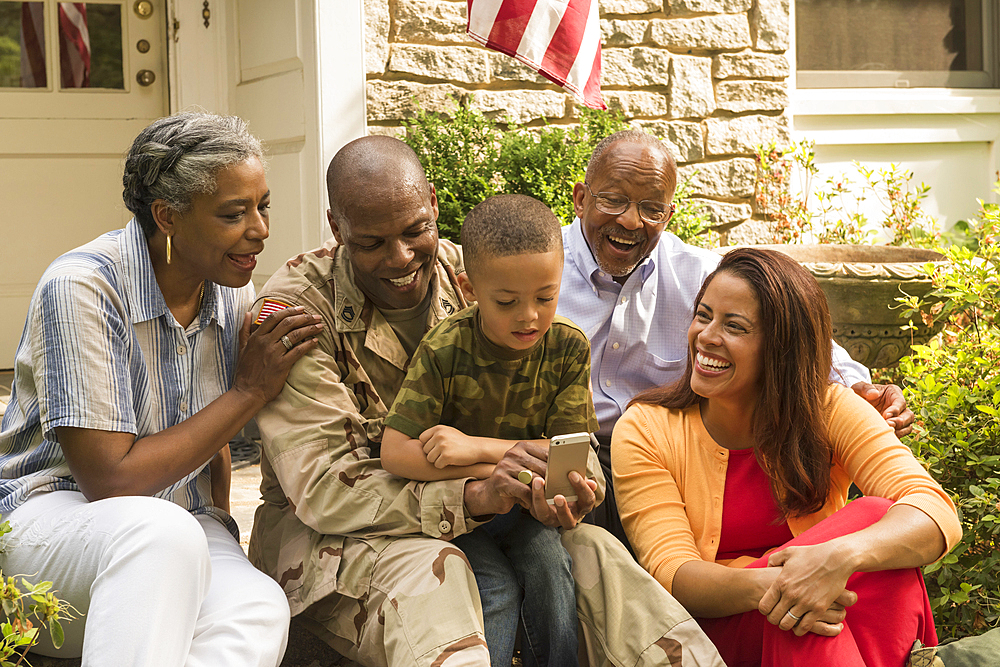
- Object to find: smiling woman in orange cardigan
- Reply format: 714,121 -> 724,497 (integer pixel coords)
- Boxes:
612,248 -> 961,667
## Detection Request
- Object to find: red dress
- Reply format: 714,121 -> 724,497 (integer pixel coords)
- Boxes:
696,448 -> 937,667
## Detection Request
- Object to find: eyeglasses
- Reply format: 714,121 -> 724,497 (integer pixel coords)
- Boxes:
584,183 -> 676,224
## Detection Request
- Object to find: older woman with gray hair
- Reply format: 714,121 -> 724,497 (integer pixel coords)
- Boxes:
0,112 -> 320,665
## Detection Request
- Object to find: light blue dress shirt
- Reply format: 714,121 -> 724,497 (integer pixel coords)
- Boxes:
557,219 -> 871,436
0,220 -> 253,538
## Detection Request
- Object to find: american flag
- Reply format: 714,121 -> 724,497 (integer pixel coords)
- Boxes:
58,2 -> 90,88
467,0 -> 605,110
255,298 -> 292,325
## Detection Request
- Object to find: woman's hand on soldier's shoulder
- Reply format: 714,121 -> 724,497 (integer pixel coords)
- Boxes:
233,307 -> 323,406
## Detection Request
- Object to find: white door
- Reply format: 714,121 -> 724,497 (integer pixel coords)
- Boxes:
0,0 -> 168,366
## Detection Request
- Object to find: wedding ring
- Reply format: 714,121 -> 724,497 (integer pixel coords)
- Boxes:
517,470 -> 534,485
785,610 -> 802,621
280,334 -> 294,351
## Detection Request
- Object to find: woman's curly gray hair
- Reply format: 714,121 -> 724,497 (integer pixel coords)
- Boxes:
122,112 -> 265,237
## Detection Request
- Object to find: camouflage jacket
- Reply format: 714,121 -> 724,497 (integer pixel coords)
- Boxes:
248,238 -> 491,615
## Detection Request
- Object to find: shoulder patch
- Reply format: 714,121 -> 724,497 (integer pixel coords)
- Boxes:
341,304 -> 356,322
255,298 -> 292,324
441,297 -> 455,315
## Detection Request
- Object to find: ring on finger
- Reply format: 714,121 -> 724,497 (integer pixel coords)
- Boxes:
517,470 -> 534,485
785,610 -> 802,622
280,334 -> 294,351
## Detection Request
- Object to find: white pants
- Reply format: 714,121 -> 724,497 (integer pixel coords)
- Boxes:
1,491 -> 290,667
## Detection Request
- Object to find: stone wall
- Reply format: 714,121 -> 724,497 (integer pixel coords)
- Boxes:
364,0 -> 793,238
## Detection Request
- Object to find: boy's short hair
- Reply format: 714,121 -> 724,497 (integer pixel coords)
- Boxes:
461,194 -> 563,275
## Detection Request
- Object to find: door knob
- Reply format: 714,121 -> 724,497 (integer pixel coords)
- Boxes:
136,69 -> 156,86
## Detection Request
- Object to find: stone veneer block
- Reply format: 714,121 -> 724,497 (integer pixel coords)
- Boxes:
388,44 -> 492,84
364,0 -> 390,75
668,55 -> 715,118
715,80 -> 788,112
631,120 -> 705,162
395,0 -> 471,44
713,51 -> 789,79
605,91 -> 670,117
666,0 -> 752,16
366,125 -> 407,138
600,0 -> 663,15
468,89 -> 568,124
366,80 -> 464,121
491,53 -> 549,84
602,47 -> 671,86
726,218 -> 779,245
687,198 -> 753,227
705,113 -> 790,155
602,18 -> 649,46
678,157 -> 756,197
649,15 -> 751,50
750,0 -> 789,51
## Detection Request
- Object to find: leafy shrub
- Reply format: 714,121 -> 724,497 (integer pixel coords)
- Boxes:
754,139 -> 938,246
402,100 -> 715,246
881,191 -> 1000,638
0,516 -> 75,666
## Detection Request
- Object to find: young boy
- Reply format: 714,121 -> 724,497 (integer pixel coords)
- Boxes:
381,194 -> 601,667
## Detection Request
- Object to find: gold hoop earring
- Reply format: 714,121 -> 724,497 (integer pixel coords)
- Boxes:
166,234 -> 172,264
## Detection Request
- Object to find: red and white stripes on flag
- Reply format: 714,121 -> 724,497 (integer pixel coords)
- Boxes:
58,2 -> 91,88
20,2 -> 46,88
467,0 -> 605,110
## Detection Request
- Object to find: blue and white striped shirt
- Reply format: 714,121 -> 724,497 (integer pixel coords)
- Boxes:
0,220 -> 253,537
556,219 -> 871,436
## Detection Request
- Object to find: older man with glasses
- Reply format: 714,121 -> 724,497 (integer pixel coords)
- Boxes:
556,130 -> 917,552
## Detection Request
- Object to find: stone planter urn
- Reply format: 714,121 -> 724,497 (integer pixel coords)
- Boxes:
723,245 -> 948,368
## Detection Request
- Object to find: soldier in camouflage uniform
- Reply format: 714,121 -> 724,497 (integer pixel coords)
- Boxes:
247,136 -> 726,667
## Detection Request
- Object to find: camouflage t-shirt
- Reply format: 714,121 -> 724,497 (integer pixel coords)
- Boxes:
385,305 -> 599,442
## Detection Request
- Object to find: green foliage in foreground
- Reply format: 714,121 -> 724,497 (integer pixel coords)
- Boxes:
0,517 -> 76,666
401,101 -> 715,246
881,191 -> 1000,638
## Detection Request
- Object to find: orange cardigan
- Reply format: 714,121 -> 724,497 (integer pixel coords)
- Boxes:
611,383 -> 962,595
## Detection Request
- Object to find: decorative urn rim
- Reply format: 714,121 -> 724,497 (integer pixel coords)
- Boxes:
719,244 -> 947,281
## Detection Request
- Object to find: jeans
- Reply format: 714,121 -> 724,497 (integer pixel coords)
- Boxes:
453,508 -> 578,667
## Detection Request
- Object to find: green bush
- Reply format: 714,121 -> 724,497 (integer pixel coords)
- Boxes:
884,191 -> 1000,638
401,101 -> 715,246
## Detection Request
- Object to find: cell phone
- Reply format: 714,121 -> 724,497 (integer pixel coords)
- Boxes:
544,432 -> 592,504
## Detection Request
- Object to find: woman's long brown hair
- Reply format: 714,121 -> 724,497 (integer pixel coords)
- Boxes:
629,248 -> 835,516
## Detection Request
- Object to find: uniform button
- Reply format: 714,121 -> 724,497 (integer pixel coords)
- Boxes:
438,520 -> 452,533
176,345 -> 187,355
620,296 -> 627,304
179,401 -> 188,412
612,342 -> 620,350
605,380 -> 611,387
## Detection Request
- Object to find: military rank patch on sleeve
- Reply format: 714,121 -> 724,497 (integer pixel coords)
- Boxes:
255,298 -> 293,324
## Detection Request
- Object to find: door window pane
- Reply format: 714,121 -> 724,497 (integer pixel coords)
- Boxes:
0,1 -> 47,88
797,0 -> 992,87
59,2 -> 122,89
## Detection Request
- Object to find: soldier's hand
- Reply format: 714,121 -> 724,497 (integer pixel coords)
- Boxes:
526,471 -> 597,530
463,441 -> 545,517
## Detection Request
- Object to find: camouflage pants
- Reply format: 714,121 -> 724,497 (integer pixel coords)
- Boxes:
300,535 -> 491,666
301,524 -> 723,667
563,524 -> 726,667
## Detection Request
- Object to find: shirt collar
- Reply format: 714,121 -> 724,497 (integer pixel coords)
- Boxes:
118,218 -> 222,330
566,217 -> 657,289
